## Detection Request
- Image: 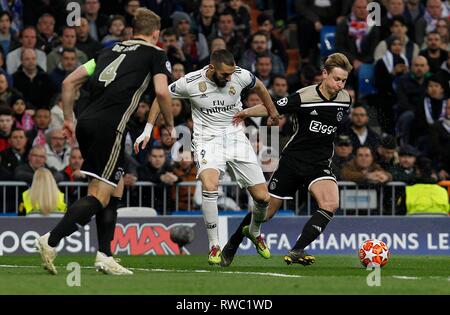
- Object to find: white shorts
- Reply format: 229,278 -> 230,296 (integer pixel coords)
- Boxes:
192,131 -> 266,188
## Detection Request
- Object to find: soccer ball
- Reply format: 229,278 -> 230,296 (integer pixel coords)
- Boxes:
358,239 -> 390,268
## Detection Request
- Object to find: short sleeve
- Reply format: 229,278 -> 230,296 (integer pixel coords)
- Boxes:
150,49 -> 172,78
235,68 -> 256,89
275,92 -> 302,114
169,77 -> 190,99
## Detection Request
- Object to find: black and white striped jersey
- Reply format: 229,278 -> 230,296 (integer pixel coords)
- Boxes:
275,84 -> 351,166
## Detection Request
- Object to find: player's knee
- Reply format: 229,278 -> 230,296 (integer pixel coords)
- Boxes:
202,182 -> 219,192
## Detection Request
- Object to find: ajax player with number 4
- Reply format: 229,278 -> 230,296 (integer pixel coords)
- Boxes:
136,49 -> 280,265
34,8 -> 174,275
221,53 -> 353,267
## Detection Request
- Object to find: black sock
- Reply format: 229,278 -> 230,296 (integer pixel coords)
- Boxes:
96,197 -> 119,257
229,212 -> 252,247
48,196 -> 103,247
293,209 -> 334,251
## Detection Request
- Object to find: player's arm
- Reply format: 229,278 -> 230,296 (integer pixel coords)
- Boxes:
61,59 -> 95,145
153,73 -> 174,130
253,78 -> 280,126
134,98 -> 160,153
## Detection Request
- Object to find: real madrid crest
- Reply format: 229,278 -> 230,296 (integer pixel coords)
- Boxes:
199,81 -> 207,93
229,86 -> 236,95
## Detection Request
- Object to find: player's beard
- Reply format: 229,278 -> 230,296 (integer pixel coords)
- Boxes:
212,72 -> 228,88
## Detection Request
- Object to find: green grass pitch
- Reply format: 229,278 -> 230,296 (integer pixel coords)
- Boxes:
0,254 -> 449,295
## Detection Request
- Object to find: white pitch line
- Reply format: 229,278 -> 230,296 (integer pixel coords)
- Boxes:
392,276 -> 421,280
0,264 -> 303,279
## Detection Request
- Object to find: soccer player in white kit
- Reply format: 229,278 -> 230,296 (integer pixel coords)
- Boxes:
135,49 -> 280,265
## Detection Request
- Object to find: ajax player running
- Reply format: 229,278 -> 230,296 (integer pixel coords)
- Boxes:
221,53 -> 353,267
135,49 -> 280,265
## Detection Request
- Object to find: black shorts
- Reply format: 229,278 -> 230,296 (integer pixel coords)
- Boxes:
76,119 -> 125,187
268,155 -> 336,200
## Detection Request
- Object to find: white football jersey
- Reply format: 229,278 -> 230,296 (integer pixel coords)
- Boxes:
168,66 -> 256,139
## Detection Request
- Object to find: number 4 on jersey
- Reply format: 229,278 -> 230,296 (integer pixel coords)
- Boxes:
99,54 -> 126,87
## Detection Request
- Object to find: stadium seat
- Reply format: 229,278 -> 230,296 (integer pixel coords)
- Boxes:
319,25 -> 336,57
358,63 -> 378,98
117,207 -> 158,217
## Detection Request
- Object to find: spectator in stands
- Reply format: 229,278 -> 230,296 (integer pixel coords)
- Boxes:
161,27 -> 193,72
0,128 -> 27,179
340,145 -> 393,184
11,95 -> 34,131
389,144 -> 420,183
419,31 -> 449,74
36,13 -> 58,54
257,13 -> 289,69
374,134 -> 399,171
269,74 -> 289,101
45,129 -> 70,172
331,134 -> 354,180
395,56 -> 431,145
239,31 -> 284,75
198,37 -> 226,68
0,0 -> 22,36
171,11 -> 209,67
374,35 -> 409,134
26,107 -> 51,148
335,0 -> 380,73
6,26 -> 46,74
415,0 -> 447,47
14,144 -> 63,184
101,15 -> 126,48
159,124 -> 175,163
374,15 -> 419,66
75,16 -> 102,60
49,48 -> 78,93
343,104 -> 381,151
83,0 -> 109,42
171,151 -> 197,210
0,11 -> 19,54
294,0 -> 350,62
0,71 -> 20,105
0,105 -> 13,152
19,167 -> 66,216
123,0 -> 141,26
172,98 -> 187,126
209,12 -> 245,62
287,63 -> 322,93
12,48 -> 54,109
138,145 -> 178,213
49,95 -> 75,132
0,48 -> 12,86
404,0 -> 425,41
223,0 -> 251,38
242,91 -> 264,128
254,53 -> 274,88
193,0 -> 218,40
46,26 -> 88,74
412,74 -> 447,152
379,0 -> 408,40
172,62 -> 185,81
435,18 -> 450,50
61,147 -> 87,205
429,98 -> 450,180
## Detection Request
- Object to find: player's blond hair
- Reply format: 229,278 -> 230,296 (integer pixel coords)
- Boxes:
132,8 -> 161,36
324,53 -> 353,74
28,168 -> 62,215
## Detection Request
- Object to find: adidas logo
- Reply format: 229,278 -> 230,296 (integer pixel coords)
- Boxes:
310,110 -> 318,116
312,225 -> 322,233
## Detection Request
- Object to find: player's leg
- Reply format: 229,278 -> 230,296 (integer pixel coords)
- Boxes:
199,168 -> 222,265
35,179 -> 113,275
284,179 -> 339,266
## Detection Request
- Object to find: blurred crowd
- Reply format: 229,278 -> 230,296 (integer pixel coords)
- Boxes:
0,0 -> 448,215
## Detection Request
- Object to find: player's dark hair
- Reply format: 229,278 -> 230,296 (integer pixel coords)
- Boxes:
324,53 -> 353,74
210,49 -> 235,67
132,8 -> 161,36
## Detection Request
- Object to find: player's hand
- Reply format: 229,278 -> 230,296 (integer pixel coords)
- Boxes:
62,120 -> 76,146
232,110 -> 248,126
267,112 -> 280,127
134,123 -> 153,154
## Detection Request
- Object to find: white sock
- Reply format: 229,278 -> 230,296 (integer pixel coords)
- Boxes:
249,200 -> 269,237
202,191 -> 219,248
